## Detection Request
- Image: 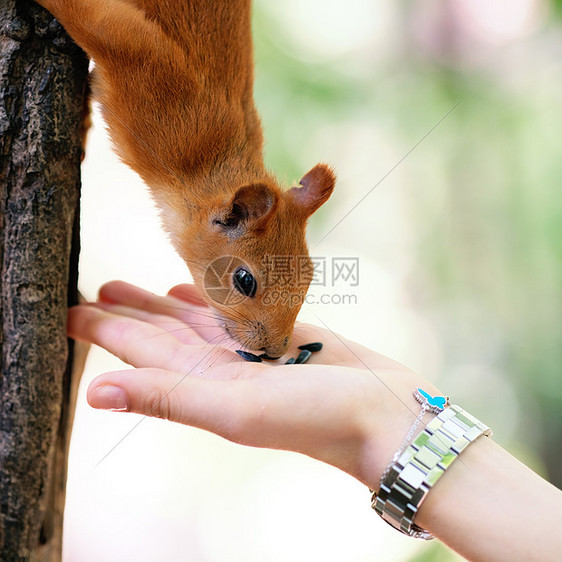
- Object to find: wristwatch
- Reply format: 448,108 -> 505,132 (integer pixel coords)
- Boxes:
372,403 -> 492,539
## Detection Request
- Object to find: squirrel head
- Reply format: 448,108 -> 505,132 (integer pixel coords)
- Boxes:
161,163 -> 336,357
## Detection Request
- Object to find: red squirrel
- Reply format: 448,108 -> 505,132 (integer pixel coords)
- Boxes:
36,0 -> 335,357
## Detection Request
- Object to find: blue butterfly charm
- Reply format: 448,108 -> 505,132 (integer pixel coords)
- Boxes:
414,388 -> 450,413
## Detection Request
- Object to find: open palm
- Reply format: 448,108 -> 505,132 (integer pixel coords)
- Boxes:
68,280 -> 439,489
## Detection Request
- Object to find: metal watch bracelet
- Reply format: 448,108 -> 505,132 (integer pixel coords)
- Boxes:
372,403 -> 492,540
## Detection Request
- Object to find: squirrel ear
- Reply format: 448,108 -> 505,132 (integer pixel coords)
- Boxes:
288,164 -> 336,217
213,183 -> 278,234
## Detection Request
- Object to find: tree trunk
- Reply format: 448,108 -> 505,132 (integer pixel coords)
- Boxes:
0,1 -> 88,560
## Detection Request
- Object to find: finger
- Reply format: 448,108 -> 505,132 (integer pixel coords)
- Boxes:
94,302 -> 206,345
68,304 -> 238,374
86,367 -> 268,443
167,283 -> 207,306
98,280 -> 225,343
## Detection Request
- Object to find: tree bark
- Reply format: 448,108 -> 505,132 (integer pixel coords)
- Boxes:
0,1 -> 88,560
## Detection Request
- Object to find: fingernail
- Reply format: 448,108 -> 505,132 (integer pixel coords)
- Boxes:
90,385 -> 129,411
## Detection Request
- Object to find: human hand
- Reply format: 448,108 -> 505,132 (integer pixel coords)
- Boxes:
68,280 -> 442,490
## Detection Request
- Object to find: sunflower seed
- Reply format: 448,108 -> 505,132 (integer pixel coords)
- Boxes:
236,350 -> 263,363
297,342 -> 323,353
285,357 -> 296,365
295,349 -> 312,364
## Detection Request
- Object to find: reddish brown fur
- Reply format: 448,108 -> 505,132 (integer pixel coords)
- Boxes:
37,0 -> 335,356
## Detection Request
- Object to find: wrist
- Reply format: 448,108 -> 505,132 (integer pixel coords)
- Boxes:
355,372 -> 444,491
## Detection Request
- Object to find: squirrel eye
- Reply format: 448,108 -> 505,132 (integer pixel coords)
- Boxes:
232,268 -> 257,298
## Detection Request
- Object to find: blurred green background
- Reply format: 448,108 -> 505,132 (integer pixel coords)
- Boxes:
254,0 -> 562,488
253,1 -> 561,558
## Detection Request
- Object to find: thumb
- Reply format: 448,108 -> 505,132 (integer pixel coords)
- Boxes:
87,368 -> 245,433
